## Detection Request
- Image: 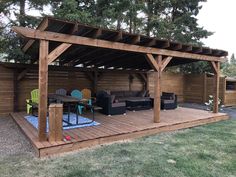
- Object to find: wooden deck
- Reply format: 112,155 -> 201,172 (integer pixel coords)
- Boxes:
10,107 -> 229,157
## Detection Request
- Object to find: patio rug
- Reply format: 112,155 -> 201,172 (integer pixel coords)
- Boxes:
25,113 -> 100,131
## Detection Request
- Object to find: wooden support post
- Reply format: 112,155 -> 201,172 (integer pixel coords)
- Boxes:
13,70 -> 18,112
222,77 -> 226,105
38,39 -> 49,141
203,73 -> 207,103
49,104 -> 63,142
212,62 -> 220,113
154,55 -> 162,123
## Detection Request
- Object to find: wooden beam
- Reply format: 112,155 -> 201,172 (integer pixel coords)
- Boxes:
213,62 -> 220,113
182,45 -> 192,52
203,73 -> 207,103
13,70 -> 18,112
153,55 -> 162,123
192,46 -> 203,54
146,39 -> 156,47
93,28 -> 102,38
131,35 -> 140,44
160,41 -> 170,48
156,55 -> 162,68
47,43 -> 72,64
38,39 -> 48,141
210,61 -> 218,74
12,26 -> 224,62
22,17 -> 48,52
145,54 -> 159,71
161,56 -> 172,71
114,31 -> 123,41
171,43 -> 182,50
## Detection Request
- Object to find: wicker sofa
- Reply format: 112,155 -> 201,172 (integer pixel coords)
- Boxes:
96,90 -> 151,115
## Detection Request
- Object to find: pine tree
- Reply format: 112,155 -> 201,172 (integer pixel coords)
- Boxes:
230,53 -> 236,65
0,0 -> 214,66
0,0 -> 53,62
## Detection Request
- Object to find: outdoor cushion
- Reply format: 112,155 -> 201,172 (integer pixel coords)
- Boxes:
162,99 -> 175,104
117,97 -> 151,102
111,102 -> 126,108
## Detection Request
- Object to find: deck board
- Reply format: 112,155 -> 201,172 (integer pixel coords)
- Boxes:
10,107 -> 229,157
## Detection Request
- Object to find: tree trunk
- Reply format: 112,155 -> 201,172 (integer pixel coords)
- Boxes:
19,0 -> 26,26
117,17 -> 121,30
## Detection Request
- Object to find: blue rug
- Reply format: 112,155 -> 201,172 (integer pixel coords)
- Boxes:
25,113 -> 100,131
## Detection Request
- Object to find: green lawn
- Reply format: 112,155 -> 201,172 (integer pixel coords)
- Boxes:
1,119 -> 236,177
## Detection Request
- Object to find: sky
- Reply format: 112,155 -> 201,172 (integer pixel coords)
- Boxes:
197,0 -> 236,58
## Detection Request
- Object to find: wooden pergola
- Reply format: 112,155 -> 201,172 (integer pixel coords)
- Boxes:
12,17 -> 227,141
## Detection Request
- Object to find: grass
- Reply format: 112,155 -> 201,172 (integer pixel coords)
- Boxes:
0,119 -> 236,177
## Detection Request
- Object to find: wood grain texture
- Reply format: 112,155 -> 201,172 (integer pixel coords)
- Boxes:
49,104 -> 63,142
10,108 -> 228,157
38,40 -> 48,141
12,26 -> 223,62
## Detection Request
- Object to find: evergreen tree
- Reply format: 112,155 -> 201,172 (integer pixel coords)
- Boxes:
0,0 -> 214,67
0,0 -> 53,62
230,53 -> 236,65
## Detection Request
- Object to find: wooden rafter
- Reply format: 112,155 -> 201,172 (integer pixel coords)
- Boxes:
146,39 -> 156,47
92,28 -> 102,38
182,45 -> 192,52
12,26 -> 224,62
114,31 -> 123,41
192,46 -> 203,54
131,35 -> 140,44
160,41 -> 170,48
171,43 -> 182,50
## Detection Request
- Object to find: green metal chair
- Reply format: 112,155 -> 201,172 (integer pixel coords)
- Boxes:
26,89 -> 39,115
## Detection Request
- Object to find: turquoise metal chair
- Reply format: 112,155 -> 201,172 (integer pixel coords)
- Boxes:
71,90 -> 84,114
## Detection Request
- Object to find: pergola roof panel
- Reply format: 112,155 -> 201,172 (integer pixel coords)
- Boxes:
19,16 -> 228,70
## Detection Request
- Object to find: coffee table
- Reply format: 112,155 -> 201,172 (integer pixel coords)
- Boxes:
126,99 -> 152,111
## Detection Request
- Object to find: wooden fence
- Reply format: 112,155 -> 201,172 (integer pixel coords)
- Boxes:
1,64 -> 233,116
